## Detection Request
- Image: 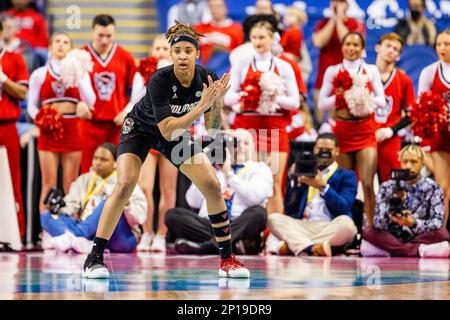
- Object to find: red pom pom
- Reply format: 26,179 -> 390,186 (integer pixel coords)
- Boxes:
138,56 -> 159,84
240,71 -> 263,112
332,69 -> 353,110
410,91 -> 448,139
35,105 -> 64,140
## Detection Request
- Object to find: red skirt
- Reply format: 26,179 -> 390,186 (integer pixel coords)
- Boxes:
233,114 -> 290,152
38,118 -> 82,152
430,124 -> 450,153
333,117 -> 376,153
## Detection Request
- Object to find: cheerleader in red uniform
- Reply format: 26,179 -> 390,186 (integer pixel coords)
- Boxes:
135,35 -> 177,252
224,20 -> 300,214
418,29 -> 450,226
318,32 -> 385,226
28,32 -> 96,212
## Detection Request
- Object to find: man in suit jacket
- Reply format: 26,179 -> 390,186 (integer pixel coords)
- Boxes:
268,133 -> 358,256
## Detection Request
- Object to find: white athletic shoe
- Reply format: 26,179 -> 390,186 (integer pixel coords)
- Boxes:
265,233 -> 282,255
41,231 -> 54,250
150,235 -> 166,252
72,237 -> 93,254
418,241 -> 450,258
82,253 -> 109,279
137,233 -> 153,251
360,240 -> 391,257
50,231 -> 75,253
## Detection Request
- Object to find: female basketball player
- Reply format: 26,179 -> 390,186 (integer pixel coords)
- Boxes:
418,29 -> 450,226
28,32 -> 96,212
318,32 -> 385,226
82,22 -> 250,279
224,20 -> 300,215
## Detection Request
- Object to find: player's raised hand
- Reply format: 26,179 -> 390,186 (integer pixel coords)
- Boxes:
198,77 -> 219,112
213,73 -> 231,103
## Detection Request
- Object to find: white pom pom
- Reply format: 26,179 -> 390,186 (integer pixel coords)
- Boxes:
60,49 -> 93,88
344,73 -> 375,117
257,72 -> 286,115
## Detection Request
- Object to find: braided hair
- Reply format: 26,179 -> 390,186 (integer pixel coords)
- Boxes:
165,20 -> 204,44
399,144 -> 425,162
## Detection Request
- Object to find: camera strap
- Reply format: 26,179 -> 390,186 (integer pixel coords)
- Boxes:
306,162 -> 338,203
82,170 -> 116,209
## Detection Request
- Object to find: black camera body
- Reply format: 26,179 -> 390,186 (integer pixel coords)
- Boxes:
388,169 -> 415,241
201,133 -> 239,165
43,187 -> 66,215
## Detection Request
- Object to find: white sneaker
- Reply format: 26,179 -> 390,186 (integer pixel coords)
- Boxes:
418,241 -> 450,258
50,231 -> 75,253
137,233 -> 153,251
360,240 -> 391,257
265,233 -> 282,255
150,235 -> 166,252
72,237 -> 93,254
41,231 -> 54,250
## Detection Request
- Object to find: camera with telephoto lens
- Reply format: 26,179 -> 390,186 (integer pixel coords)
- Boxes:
290,141 -> 317,177
201,133 -> 239,165
43,187 -> 66,215
388,169 -> 415,241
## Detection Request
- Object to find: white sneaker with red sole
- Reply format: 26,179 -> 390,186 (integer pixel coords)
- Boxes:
218,254 -> 250,278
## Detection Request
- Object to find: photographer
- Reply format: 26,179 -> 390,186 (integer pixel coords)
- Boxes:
267,133 -> 357,256
40,143 -> 147,253
362,144 -> 450,258
165,129 -> 273,255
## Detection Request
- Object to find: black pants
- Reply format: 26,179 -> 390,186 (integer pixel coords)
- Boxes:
165,205 -> 267,254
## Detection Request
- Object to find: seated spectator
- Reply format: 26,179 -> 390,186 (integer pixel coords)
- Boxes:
40,143 -> 147,253
362,144 -> 450,258
195,0 -> 243,66
267,133 -> 358,256
394,0 -> 437,47
166,129 -> 273,255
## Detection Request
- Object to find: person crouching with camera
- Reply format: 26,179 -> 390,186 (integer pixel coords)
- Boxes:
40,143 -> 147,253
165,128 -> 273,255
361,144 -> 450,258
267,133 -> 358,256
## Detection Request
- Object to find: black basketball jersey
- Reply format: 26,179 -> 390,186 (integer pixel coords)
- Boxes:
130,64 -> 218,129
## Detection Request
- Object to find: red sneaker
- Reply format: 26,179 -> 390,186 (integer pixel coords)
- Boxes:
218,254 -> 250,278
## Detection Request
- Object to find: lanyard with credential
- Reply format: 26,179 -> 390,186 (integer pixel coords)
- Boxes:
307,162 -> 338,203
82,170 -> 116,209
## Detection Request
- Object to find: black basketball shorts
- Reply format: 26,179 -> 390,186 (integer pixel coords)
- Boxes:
117,115 -> 203,168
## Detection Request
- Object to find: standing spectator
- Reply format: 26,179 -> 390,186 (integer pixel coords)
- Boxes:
362,144 -> 450,258
167,0 -> 211,29
280,6 -> 312,82
394,0 -> 437,47
5,0 -> 48,49
195,0 -> 243,66
0,14 -> 22,53
268,133 -> 358,256
0,20 -> 29,239
312,0 -> 365,123
79,14 -> 142,173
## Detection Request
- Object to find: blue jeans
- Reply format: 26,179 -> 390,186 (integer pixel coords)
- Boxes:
41,200 -> 137,252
